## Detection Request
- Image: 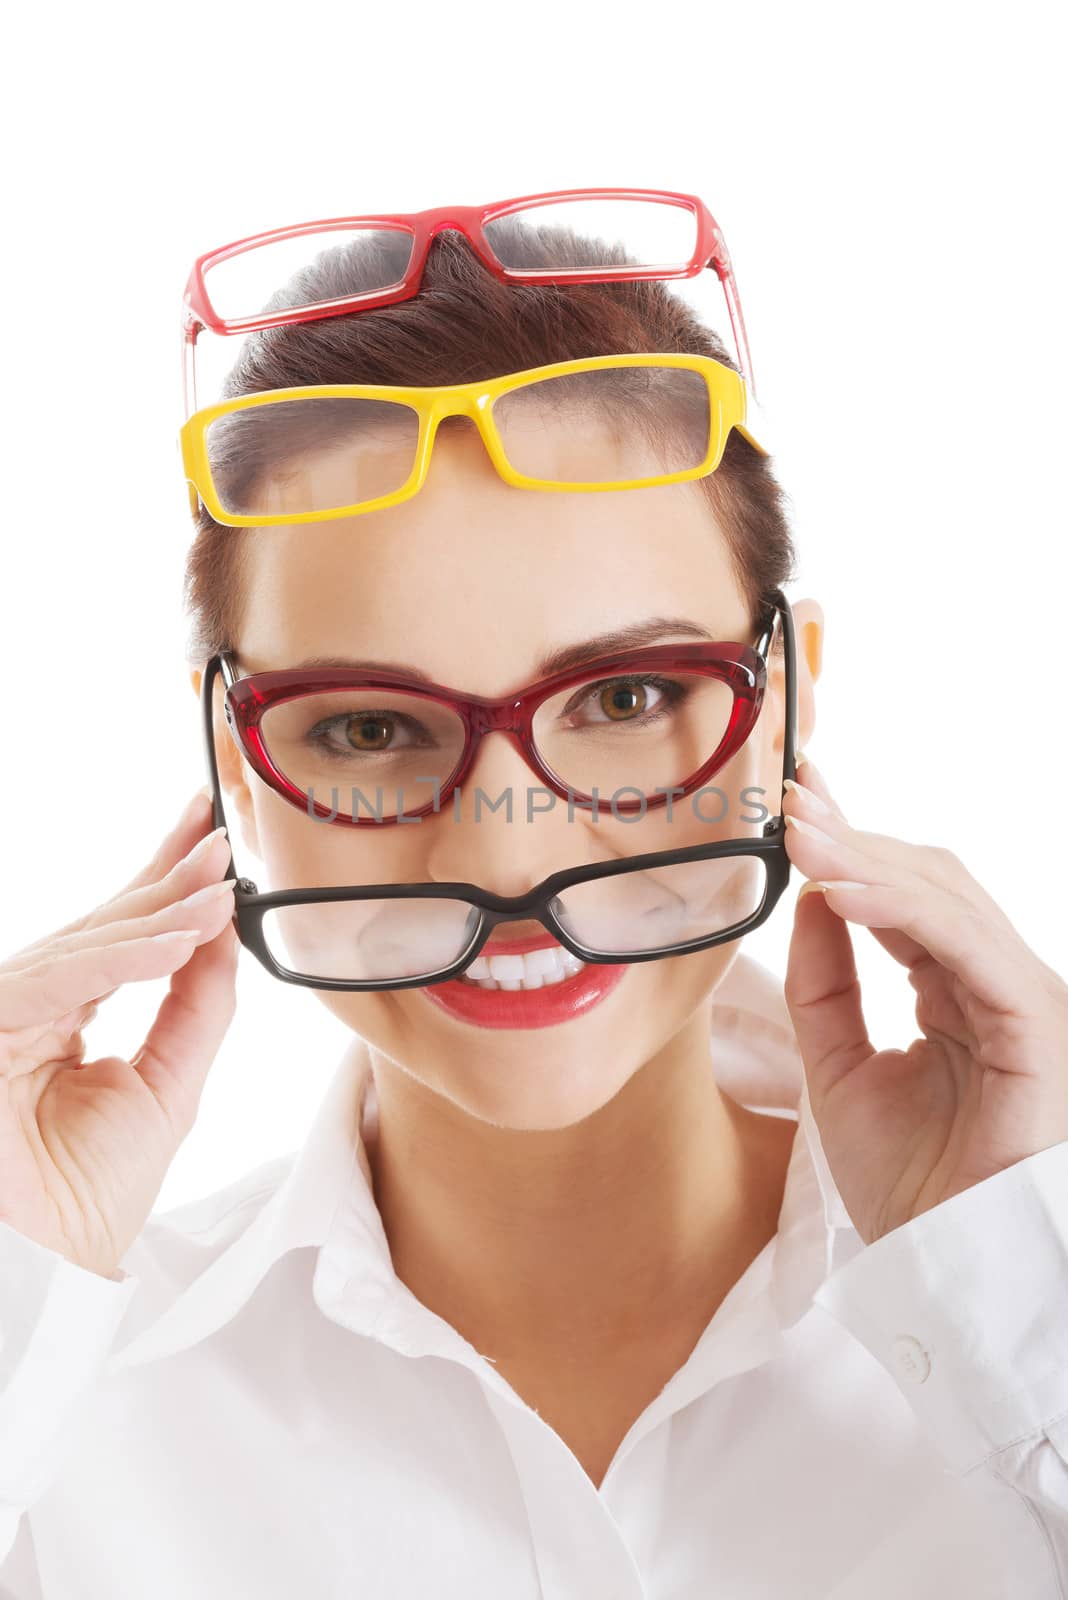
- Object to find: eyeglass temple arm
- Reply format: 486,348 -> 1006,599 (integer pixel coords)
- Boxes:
707,230 -> 756,399
755,590 -> 797,832
721,269 -> 756,400
181,317 -> 200,418
200,655 -> 241,887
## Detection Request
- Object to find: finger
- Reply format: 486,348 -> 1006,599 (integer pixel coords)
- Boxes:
784,788 -> 927,878
54,999 -> 100,1034
0,831 -> 231,980
802,870 -> 1036,1017
76,828 -> 233,938
784,810 -> 1026,966
784,886 -> 875,1101
129,921 -> 240,1133
1,875 -> 236,977
0,930 -> 204,1033
793,754 -> 1022,960
911,967 -> 972,1051
6,790 -> 218,959
111,789 -> 218,899
782,795 -> 1021,938
786,826 -> 1040,1016
1,998 -> 103,1076
0,883 -> 234,1031
856,918 -> 1007,991
793,753 -> 848,821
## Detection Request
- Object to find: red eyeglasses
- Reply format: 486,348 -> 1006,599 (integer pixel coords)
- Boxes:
182,187 -> 754,412
216,623 -> 777,828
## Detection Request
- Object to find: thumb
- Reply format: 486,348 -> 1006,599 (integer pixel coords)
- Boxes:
129,922 -> 239,1132
784,885 -> 874,1108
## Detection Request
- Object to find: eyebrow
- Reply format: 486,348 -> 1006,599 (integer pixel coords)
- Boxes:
287,618 -> 718,683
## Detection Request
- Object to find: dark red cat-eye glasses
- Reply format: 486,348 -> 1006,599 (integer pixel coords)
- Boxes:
216,620 -> 777,828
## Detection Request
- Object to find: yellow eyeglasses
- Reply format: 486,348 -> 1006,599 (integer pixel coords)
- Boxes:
180,352 -> 764,528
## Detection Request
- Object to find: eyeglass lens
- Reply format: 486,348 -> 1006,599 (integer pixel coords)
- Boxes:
258,851 -> 769,984
201,199 -> 700,325
203,365 -> 712,518
251,666 -> 739,821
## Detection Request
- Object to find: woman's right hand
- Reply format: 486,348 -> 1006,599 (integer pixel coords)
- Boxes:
0,791 -> 239,1281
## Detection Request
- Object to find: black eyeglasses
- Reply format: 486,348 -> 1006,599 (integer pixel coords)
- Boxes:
201,587 -> 796,991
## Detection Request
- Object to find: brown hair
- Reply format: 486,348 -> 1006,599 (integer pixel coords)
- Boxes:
184,223 -> 796,663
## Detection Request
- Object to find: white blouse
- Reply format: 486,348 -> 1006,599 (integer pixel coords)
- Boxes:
2,954 -> 1067,1599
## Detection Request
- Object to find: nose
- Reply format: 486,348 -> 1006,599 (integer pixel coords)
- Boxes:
424,727 -> 597,899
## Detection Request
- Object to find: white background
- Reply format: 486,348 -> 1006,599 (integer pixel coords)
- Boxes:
1,2 -> 1064,1207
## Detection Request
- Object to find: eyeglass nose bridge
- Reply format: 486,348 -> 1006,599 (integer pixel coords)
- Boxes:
420,209 -> 516,280
423,208 -> 495,255
417,384 -> 508,486
423,206 -> 484,234
456,707 -> 550,800
467,700 -> 527,737
423,375 -> 498,422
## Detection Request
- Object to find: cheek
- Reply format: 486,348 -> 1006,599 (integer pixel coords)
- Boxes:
594,735 -> 773,848
250,783 -> 434,888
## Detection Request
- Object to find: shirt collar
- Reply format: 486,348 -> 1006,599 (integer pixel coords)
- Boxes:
109,954 -> 856,1372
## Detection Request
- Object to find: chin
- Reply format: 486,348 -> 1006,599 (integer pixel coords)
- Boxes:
319,947 -> 728,1129
424,1046 -> 650,1133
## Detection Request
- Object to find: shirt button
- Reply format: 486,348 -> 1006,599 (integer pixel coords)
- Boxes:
892,1334 -> 931,1383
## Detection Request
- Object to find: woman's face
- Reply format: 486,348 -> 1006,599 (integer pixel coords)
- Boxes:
206,417 -> 813,1130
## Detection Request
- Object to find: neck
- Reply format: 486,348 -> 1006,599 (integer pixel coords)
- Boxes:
360,1008 -> 792,1357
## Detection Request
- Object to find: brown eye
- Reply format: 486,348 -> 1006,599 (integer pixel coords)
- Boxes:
599,682 -> 647,720
345,715 -> 395,750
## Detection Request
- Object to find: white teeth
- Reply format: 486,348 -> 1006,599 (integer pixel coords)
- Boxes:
487,954 -> 525,981
524,947 -> 561,975
459,942 -> 587,990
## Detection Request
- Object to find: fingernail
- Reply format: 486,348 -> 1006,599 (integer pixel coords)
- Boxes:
179,790 -> 213,829
796,750 -> 831,793
797,878 -> 868,905
785,813 -> 837,843
796,881 -> 828,902
150,929 -> 199,943
181,876 -> 237,907
185,825 -> 228,865
783,778 -> 831,818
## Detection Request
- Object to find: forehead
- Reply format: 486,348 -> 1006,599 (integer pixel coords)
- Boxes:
237,424 -> 745,688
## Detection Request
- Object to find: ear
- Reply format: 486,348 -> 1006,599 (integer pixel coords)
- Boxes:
188,664 -> 263,861
766,595 -> 823,757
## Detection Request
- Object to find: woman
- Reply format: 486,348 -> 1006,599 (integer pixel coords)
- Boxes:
2,222 -> 1067,1598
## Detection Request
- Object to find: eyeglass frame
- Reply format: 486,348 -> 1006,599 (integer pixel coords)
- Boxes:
181,186 -> 755,414
181,350 -> 762,528
200,587 -> 797,992
216,627 -> 777,826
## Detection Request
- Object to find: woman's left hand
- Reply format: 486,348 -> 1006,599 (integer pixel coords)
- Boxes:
782,754 -> 1068,1248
